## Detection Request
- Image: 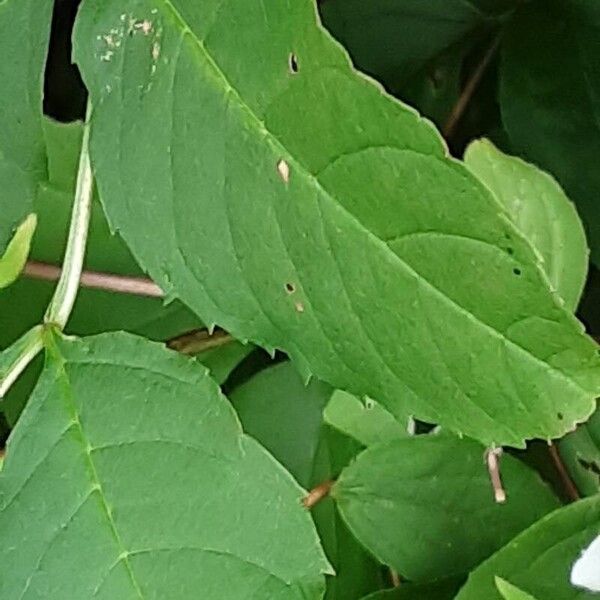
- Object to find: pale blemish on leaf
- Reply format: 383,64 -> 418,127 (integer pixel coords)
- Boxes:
277,159 -> 290,183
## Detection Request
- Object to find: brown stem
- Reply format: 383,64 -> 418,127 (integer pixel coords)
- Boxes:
485,448 -> 506,503
167,328 -> 234,355
442,33 -> 502,141
24,261 -> 163,298
303,480 -> 334,509
548,443 -> 580,502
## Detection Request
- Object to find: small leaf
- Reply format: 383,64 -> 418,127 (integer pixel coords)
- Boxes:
74,0 -> 600,448
455,497 -> 600,599
495,577 -> 539,600
0,332 -> 329,598
324,390 -> 409,447
465,139 -> 588,311
0,214 -> 37,289
333,435 -> 559,581
571,534 -> 600,593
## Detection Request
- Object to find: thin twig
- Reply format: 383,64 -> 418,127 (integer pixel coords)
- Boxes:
24,261 -> 163,298
390,570 -> 401,588
548,443 -> 580,502
303,480 -> 334,509
485,447 -> 506,503
167,328 -> 234,355
442,33 -> 502,141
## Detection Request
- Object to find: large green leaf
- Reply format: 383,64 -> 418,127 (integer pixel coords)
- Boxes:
0,332 -> 329,598
455,497 -> 600,599
333,434 -> 559,581
500,0 -> 600,264
73,0 -> 600,447
0,0 -> 52,251
465,139 -> 589,311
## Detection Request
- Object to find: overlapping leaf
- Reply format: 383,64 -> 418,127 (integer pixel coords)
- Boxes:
455,497 -> 600,599
465,139 -> 588,311
74,0 -> 600,447
0,332 -> 329,598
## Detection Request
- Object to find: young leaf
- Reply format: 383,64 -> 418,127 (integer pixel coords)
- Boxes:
0,215 -> 37,289
0,332 -> 329,598
73,0 -> 600,447
455,497 -> 600,599
465,139 -> 588,311
500,0 -> 600,264
0,0 -> 52,251
333,435 -> 559,581
324,390 -> 409,447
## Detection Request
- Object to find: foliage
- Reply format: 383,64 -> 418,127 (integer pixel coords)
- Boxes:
0,0 -> 599,598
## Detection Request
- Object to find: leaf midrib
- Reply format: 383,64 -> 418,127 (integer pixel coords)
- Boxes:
154,0 -> 592,406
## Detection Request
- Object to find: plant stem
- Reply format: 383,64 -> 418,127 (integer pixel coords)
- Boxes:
485,447 -> 506,503
548,443 -> 580,502
0,326 -> 44,399
303,480 -> 334,509
443,33 -> 502,141
24,261 -> 163,298
44,105 -> 94,329
167,328 -> 234,355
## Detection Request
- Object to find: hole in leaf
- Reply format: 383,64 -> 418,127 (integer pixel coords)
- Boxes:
285,282 -> 295,294
289,53 -> 299,74
277,159 -> 290,183
513,268 -> 522,276
557,412 -> 564,420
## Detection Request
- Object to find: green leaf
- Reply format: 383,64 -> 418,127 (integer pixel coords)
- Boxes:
559,410 -> 600,497
0,332 -> 329,598
465,139 -> 588,312
0,326 -> 43,398
360,579 -> 463,600
455,497 -> 600,599
230,361 -> 332,488
324,390 -> 409,447
0,0 -> 52,251
333,434 -> 560,581
495,578 -> 539,600
500,0 -> 600,264
0,214 -> 37,289
319,0 -> 515,96
73,0 -> 600,448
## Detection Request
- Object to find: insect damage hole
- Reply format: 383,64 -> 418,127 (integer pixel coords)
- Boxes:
277,159 -> 290,183
513,267 -> 522,276
285,282 -> 296,294
288,53 -> 299,74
